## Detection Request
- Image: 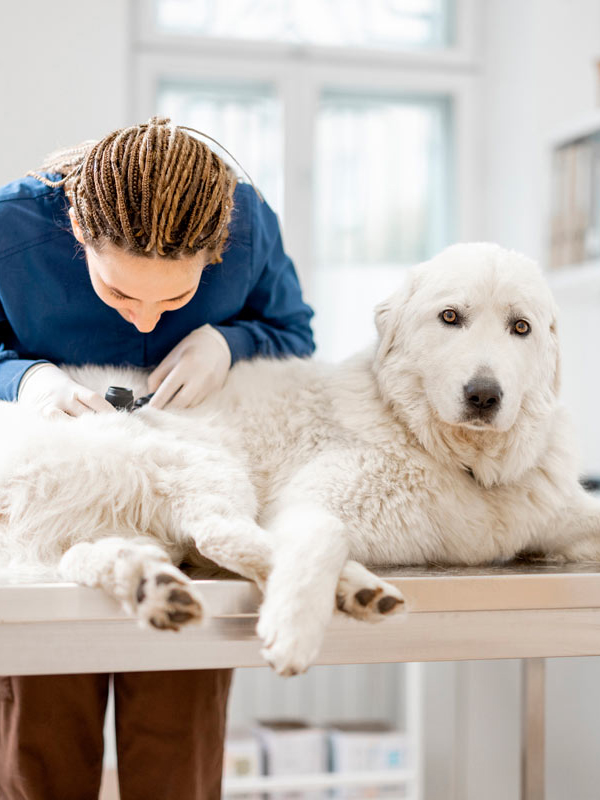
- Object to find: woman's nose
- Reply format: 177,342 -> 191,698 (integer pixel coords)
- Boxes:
130,308 -> 161,332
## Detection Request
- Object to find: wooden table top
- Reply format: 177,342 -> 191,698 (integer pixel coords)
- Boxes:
2,561 -> 600,675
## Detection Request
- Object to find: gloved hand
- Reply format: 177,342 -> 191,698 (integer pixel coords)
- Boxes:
18,363 -> 116,418
148,324 -> 232,410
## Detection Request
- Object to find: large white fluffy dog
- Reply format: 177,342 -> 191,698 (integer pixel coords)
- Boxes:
1,242 -> 599,675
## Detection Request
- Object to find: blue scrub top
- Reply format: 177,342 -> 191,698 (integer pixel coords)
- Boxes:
0,175 -> 315,401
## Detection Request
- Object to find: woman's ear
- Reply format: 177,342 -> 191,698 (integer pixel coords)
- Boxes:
68,206 -> 86,245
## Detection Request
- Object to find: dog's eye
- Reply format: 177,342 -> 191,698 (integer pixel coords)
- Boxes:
440,309 -> 460,325
513,319 -> 531,336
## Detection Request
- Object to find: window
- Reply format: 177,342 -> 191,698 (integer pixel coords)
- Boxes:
313,91 -> 451,358
154,0 -> 454,50
157,79 -> 284,214
134,0 -> 476,358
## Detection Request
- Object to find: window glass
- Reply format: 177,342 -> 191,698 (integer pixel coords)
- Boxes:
155,0 -> 453,49
157,80 -> 284,215
312,91 -> 452,359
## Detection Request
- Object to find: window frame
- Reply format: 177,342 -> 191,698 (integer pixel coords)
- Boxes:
131,0 -> 480,300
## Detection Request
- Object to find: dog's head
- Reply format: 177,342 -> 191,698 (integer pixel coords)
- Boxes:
373,243 -> 561,482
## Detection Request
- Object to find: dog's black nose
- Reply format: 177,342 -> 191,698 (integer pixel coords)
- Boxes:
464,379 -> 503,412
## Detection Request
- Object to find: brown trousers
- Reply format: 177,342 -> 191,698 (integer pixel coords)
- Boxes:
0,669 -> 233,800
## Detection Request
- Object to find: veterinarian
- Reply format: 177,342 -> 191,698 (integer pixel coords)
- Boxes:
0,117 -> 315,800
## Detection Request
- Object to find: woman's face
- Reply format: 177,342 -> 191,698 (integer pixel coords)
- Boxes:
69,209 -> 207,333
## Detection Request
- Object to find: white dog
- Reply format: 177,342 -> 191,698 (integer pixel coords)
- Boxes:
1,242 -> 599,675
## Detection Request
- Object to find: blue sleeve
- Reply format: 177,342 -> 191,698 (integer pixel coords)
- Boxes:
0,178 -> 54,401
0,306 -> 49,402
213,192 -> 315,363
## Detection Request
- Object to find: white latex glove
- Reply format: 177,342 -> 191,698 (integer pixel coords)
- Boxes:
18,363 -> 116,418
148,324 -> 232,410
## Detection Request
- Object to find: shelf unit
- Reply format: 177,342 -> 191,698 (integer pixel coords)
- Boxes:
546,113 -> 600,479
549,109 -> 600,151
547,111 -> 600,272
223,768 -> 413,795
222,661 -> 424,798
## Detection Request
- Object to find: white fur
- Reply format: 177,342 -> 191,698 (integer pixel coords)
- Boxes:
1,243 -> 598,675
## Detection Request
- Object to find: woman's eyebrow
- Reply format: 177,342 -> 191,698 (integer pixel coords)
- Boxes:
107,284 -> 196,302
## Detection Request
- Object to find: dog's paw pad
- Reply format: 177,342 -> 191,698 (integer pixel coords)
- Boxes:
136,569 -> 204,631
168,588 -> 195,605
149,617 -> 178,632
377,595 -> 403,614
136,578 -> 147,603
167,609 -> 195,624
155,572 -> 179,586
336,569 -> 405,623
355,588 -> 378,606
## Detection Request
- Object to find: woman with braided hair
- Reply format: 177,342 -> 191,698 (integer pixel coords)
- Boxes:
0,117 -> 314,799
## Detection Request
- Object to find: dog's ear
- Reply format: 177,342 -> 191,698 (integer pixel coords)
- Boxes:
374,270 -> 417,360
374,297 -> 392,338
549,315 -> 561,396
374,297 -> 398,361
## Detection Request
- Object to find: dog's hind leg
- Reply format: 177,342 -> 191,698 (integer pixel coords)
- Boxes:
335,560 -> 405,621
172,495 -> 273,589
58,536 -> 204,631
191,517 -> 273,589
181,515 -> 405,625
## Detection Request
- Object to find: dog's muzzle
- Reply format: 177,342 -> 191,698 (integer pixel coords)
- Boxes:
462,377 -> 503,421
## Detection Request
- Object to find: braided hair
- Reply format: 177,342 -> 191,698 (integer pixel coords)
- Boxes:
28,117 -> 239,262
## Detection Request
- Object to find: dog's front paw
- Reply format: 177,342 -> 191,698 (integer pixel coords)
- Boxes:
257,605 -> 324,677
136,565 -> 204,631
336,562 -> 405,622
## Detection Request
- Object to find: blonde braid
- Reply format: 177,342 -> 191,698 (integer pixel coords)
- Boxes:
26,117 -> 250,260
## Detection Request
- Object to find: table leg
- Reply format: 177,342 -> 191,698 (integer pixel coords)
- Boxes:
521,658 -> 545,800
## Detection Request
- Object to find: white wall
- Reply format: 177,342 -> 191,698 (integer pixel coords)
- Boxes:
461,4 -> 600,800
0,0 -> 131,784
479,0 -> 600,475
0,0 -> 131,185
480,0 -> 600,262
479,0 -> 600,476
